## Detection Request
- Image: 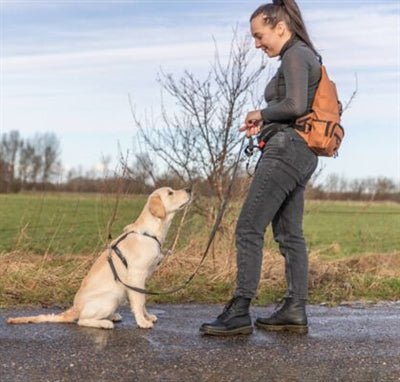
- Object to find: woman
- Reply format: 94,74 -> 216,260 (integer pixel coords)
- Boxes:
200,0 -> 320,336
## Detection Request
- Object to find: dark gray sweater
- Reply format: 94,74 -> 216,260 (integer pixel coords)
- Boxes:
260,37 -> 321,128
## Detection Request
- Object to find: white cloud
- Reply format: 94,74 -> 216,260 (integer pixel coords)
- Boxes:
1,0 -> 399,179
2,41 -> 219,72
308,4 -> 399,67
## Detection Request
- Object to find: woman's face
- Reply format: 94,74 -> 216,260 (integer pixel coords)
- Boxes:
250,14 -> 289,58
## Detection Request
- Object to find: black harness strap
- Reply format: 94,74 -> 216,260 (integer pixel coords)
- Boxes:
107,230 -> 165,295
107,228 -> 201,296
111,245 -> 128,268
110,230 -> 162,269
141,232 -> 162,248
112,230 -> 161,250
107,137 -> 246,296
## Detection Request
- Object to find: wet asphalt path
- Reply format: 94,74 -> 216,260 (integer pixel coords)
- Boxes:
1,303 -> 399,382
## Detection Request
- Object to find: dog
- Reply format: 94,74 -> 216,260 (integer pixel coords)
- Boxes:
7,187 -> 192,329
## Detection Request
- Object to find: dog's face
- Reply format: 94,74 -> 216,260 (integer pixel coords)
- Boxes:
148,187 -> 192,219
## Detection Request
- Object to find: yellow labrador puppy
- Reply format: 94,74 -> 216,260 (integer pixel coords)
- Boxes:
7,187 -> 192,329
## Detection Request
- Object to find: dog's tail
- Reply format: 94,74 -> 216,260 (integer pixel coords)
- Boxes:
7,307 -> 79,325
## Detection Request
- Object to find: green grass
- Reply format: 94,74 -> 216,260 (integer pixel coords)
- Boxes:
1,193 -> 399,257
0,193 -> 399,307
303,201 -> 400,257
0,192 -> 147,255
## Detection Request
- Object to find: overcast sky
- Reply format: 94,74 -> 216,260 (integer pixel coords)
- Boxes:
1,0 -> 399,183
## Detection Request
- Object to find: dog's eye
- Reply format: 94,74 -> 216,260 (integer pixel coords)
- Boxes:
168,190 -> 174,196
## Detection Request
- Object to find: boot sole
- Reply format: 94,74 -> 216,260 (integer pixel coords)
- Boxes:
255,321 -> 308,334
199,325 -> 253,336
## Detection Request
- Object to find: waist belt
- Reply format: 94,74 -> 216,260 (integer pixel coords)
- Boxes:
257,124 -> 285,149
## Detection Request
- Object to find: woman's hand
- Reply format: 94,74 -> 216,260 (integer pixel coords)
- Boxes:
239,124 -> 261,137
239,110 -> 262,137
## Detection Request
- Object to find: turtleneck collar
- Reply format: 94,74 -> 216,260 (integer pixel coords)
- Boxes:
279,34 -> 300,58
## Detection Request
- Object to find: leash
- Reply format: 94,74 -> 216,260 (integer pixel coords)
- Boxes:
107,136 -> 247,295
244,124 -> 287,176
244,136 -> 264,177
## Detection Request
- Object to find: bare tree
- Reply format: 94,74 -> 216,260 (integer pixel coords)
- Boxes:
31,153 -> 43,184
325,173 -> 340,193
41,133 -> 61,183
0,130 -> 21,188
130,30 -> 267,202
374,177 -> 396,195
0,131 -> 62,190
18,140 -> 35,185
100,155 -> 112,178
0,159 -> 12,192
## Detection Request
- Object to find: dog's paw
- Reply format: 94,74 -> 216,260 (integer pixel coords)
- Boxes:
78,318 -> 114,329
100,320 -> 115,329
146,313 -> 158,323
109,313 -> 122,322
137,319 -> 154,329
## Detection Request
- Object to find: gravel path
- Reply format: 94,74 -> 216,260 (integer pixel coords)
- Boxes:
1,302 -> 399,382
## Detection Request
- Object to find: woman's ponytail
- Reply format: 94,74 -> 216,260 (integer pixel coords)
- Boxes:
279,0 -> 318,56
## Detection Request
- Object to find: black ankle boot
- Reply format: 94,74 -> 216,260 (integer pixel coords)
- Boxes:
255,297 -> 308,334
199,296 -> 253,336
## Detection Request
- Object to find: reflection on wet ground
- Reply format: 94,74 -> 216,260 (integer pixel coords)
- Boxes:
1,303 -> 399,381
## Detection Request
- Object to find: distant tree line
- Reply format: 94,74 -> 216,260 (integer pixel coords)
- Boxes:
308,173 -> 399,202
0,130 -> 61,193
323,173 -> 397,195
1,130 -> 399,201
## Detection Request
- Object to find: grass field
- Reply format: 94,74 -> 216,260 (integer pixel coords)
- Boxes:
1,193 -> 399,256
0,192 -> 399,307
0,192 -> 148,255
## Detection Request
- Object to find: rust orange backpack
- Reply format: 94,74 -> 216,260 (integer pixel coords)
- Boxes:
294,65 -> 344,157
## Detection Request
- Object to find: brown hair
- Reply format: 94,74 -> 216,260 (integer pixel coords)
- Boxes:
250,0 -> 318,57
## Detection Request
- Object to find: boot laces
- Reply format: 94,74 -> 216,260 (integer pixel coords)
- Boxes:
271,297 -> 289,318
217,297 -> 238,320
274,297 -> 286,310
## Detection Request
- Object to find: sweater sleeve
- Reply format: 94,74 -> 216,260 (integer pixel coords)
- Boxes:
261,47 -> 310,122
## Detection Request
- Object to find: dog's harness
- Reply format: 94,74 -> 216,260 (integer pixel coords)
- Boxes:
109,230 -> 162,267
107,136 -> 246,295
107,230 -> 165,295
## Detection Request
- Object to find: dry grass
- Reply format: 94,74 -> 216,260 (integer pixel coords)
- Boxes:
150,234 -> 400,305
1,230 -> 399,308
0,251 -> 95,307
2,195 -> 398,308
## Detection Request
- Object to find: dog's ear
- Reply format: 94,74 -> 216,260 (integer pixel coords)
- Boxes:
149,195 -> 166,219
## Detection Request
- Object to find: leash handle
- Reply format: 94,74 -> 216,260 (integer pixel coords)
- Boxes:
244,136 -> 254,157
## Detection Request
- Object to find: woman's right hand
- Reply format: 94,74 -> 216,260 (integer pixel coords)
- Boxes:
239,110 -> 262,137
239,124 -> 261,137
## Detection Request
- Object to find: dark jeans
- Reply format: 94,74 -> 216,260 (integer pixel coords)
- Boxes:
234,128 -> 318,300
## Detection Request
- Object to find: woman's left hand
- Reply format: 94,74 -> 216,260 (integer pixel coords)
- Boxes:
245,110 -> 262,128
239,110 -> 263,137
